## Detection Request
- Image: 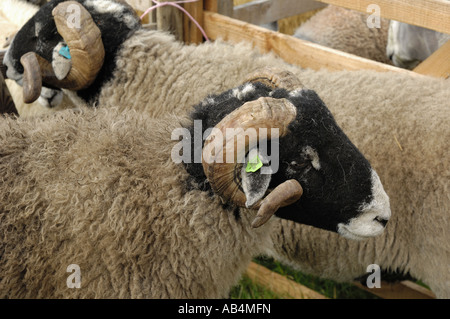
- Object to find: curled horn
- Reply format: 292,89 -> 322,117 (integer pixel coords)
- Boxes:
202,69 -> 305,227
21,1 -> 105,103
251,179 -> 303,228
245,67 -> 304,91
202,96 -> 301,228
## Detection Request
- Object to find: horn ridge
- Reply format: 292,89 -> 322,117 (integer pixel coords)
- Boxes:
245,67 -> 304,91
202,96 -> 297,208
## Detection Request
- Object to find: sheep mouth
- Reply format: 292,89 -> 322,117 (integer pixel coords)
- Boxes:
337,223 -> 386,241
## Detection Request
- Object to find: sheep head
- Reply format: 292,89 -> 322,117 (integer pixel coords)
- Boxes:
2,0 -> 140,107
185,68 -> 391,240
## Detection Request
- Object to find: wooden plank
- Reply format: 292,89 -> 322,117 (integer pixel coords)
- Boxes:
233,0 -> 326,25
203,11 -> 417,75
125,0 -> 154,25
354,280 -> 436,299
157,0 -> 184,42
245,262 -> 328,299
315,0 -> 450,34
413,40 -> 450,79
183,0 -> 204,44
0,73 -> 18,116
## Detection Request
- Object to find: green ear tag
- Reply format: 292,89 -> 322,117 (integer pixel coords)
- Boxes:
246,154 -> 263,173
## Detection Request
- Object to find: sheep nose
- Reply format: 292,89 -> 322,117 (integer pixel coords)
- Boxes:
374,216 -> 388,227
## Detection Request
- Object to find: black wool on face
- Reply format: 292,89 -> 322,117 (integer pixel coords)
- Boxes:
183,81 -> 374,232
273,90 -> 374,231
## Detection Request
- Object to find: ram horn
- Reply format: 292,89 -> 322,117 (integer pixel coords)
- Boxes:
250,179 -> 303,228
20,1 -> 105,103
245,67 -> 304,91
202,96 -> 301,227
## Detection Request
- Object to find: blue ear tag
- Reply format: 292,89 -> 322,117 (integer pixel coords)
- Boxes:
59,45 -> 71,59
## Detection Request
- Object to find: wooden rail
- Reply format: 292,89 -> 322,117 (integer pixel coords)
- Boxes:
203,10 -> 416,75
316,0 -> 450,34
246,262 -> 328,299
413,39 -> 450,78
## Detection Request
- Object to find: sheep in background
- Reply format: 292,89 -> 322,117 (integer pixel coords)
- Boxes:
294,5 -> 392,65
0,68 -> 391,298
386,20 -> 450,69
267,68 -> 450,299
0,0 -> 74,117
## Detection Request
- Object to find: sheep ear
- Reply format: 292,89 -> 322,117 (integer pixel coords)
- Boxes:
241,149 -> 272,208
52,42 -> 72,80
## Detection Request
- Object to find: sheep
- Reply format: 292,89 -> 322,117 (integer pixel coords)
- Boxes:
293,5 -> 393,65
266,68 -> 450,299
0,0 -> 74,117
0,66 -> 392,298
386,20 -> 450,69
3,0 -> 446,299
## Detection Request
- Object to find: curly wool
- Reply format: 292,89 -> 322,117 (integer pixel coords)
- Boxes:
96,29 -> 292,116
294,5 -> 393,64
0,107 -> 271,298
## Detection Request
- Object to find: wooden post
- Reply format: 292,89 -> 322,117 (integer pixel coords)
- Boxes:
125,0 -> 156,27
0,73 -> 18,116
183,0 -> 204,44
413,40 -> 450,79
204,0 -> 233,16
157,0 -> 184,42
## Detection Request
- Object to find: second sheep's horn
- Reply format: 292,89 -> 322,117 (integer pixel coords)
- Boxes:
20,1 -> 105,103
202,95 -> 302,227
245,67 -> 304,91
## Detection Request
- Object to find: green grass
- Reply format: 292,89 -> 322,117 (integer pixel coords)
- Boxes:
229,275 -> 284,299
229,256 -> 380,299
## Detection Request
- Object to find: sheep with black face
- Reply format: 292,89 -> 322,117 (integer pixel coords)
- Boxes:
2,0 -> 140,107
185,69 -> 391,238
0,68 -> 390,298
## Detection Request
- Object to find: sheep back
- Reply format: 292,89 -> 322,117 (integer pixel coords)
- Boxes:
0,107 -> 271,298
294,5 -> 392,65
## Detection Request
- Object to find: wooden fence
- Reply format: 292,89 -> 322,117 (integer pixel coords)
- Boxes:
124,0 -> 448,299
0,0 -> 445,298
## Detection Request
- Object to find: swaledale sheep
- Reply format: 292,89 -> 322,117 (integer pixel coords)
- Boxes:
294,5 -> 392,65
0,67 -> 391,298
4,0 -> 448,298
0,0 -> 74,116
266,69 -> 450,299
